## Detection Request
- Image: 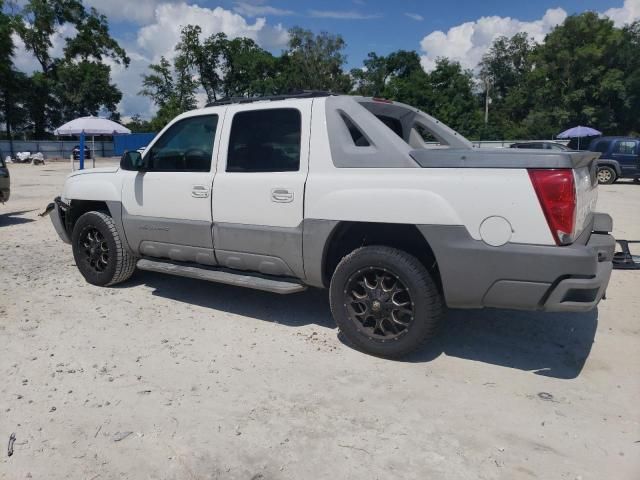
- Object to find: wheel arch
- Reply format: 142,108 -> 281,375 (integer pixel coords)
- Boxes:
313,220 -> 441,291
597,160 -> 621,176
64,200 -> 130,253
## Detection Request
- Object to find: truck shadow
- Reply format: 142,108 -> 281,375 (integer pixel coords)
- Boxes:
405,308 -> 598,379
0,209 -> 37,227
131,270 -> 597,380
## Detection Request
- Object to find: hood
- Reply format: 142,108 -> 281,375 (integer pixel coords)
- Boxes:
68,166 -> 119,178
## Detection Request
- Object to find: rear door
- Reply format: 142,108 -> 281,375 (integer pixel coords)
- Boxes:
211,101 -> 311,278
611,139 -> 640,176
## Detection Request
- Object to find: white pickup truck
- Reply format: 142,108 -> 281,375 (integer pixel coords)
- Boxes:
47,92 -> 615,357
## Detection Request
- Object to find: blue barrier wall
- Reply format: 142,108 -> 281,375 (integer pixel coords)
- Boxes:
113,133 -> 157,155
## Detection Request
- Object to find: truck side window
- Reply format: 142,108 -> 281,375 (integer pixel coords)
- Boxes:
146,115 -> 218,172
614,141 -> 637,155
340,112 -> 370,146
227,109 -> 301,172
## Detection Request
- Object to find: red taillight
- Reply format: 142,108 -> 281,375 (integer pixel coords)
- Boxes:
372,97 -> 393,104
528,169 -> 576,245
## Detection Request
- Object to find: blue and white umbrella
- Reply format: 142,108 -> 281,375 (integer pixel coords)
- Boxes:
557,126 -> 602,150
556,126 -> 602,139
54,116 -> 131,169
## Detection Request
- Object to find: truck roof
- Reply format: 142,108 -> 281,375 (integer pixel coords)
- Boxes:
205,90 -> 335,107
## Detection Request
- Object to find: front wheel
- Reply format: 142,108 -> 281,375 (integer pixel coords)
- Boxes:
597,166 -> 617,185
71,211 -> 137,286
329,246 -> 444,358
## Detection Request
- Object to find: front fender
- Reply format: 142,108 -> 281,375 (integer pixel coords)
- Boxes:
63,173 -> 121,202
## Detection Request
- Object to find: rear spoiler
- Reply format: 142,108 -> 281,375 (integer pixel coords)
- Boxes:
410,149 -> 600,169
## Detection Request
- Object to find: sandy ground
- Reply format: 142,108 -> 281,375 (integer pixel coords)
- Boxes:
1,161 -> 639,480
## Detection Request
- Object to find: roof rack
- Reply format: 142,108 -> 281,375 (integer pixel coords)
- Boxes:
205,90 -> 335,107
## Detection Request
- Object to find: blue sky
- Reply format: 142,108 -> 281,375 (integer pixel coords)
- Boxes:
12,0 -> 638,118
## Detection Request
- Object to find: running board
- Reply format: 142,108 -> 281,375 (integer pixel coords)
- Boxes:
137,259 -> 307,294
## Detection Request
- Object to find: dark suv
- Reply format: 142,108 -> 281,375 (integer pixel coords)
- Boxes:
589,137 -> 640,184
72,145 -> 92,161
0,155 -> 10,203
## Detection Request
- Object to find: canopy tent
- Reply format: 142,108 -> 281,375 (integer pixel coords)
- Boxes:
557,126 -> 602,150
54,116 -> 131,169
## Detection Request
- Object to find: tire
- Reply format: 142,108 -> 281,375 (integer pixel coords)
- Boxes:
597,166 -> 617,185
71,211 -> 137,286
329,246 -> 444,358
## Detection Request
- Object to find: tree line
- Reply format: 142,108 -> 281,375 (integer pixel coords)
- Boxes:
2,1 -> 639,146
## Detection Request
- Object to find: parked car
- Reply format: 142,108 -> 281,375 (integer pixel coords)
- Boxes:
72,145 -> 92,161
588,136 -> 640,184
0,155 -> 9,203
510,142 -> 570,151
45,92 -> 615,358
567,135 -> 601,151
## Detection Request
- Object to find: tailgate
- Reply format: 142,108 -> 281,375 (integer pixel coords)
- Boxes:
573,155 -> 599,241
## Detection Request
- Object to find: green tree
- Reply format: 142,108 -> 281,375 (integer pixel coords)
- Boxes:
478,33 -> 534,138
124,114 -> 153,133
55,61 -> 122,119
525,12 -> 631,137
351,50 -> 423,97
140,56 -> 197,131
0,0 -> 24,153
280,27 -> 352,92
13,0 -> 128,137
617,21 -> 640,135
424,58 -> 482,136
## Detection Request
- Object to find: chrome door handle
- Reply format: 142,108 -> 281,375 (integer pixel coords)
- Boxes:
191,185 -> 210,198
271,188 -> 294,203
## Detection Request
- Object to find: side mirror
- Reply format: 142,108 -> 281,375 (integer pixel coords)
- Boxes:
120,150 -> 144,171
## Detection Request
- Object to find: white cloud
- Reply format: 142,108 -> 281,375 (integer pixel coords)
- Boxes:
83,0 -> 179,25
604,0 -> 640,26
137,3 -> 288,63
233,1 -> 295,17
308,10 -> 381,20
405,13 -> 424,22
119,3 -> 288,118
419,8 -> 567,71
11,22 -> 77,73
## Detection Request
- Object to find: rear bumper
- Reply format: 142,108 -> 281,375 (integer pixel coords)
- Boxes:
50,197 -> 71,244
419,213 -> 615,312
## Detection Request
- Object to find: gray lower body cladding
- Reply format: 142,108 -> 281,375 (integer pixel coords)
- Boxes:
213,222 -> 304,278
50,198 -> 613,313
418,218 -> 614,312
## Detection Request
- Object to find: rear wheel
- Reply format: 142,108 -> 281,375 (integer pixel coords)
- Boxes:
72,211 -> 136,286
329,246 -> 444,358
597,166 -> 617,184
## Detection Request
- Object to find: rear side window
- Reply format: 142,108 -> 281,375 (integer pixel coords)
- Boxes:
376,115 -> 403,138
340,112 -> 370,146
227,109 -> 301,172
614,141 -> 637,155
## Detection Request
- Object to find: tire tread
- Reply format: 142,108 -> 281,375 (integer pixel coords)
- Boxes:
75,211 -> 136,286
329,245 -> 444,358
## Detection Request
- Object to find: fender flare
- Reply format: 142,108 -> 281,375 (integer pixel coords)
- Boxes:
596,160 -> 621,176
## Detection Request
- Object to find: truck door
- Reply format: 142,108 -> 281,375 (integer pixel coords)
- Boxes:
120,112 -> 223,265
211,101 -> 311,278
611,139 -> 639,177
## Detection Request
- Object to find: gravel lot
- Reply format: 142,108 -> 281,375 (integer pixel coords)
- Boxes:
1,160 -> 639,479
